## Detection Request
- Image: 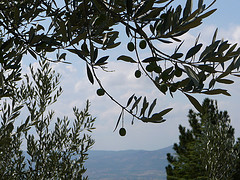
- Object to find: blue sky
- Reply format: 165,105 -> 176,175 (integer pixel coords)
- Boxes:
23,0 -> 240,151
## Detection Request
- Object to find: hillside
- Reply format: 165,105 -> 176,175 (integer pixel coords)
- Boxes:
85,146 -> 173,180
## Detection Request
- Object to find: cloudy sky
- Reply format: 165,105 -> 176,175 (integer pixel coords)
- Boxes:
23,0 -> 240,151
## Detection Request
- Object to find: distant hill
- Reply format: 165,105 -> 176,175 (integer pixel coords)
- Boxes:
85,146 -> 173,180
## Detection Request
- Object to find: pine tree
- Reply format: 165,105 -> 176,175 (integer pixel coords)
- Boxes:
232,138 -> 240,180
166,109 -> 207,180
166,98 -> 238,179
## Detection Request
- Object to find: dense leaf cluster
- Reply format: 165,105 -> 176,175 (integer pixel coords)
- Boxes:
1,0 -> 240,130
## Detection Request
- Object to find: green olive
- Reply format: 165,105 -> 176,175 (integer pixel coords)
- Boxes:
127,42 -> 135,52
119,128 -> 126,136
174,68 -> 182,77
159,84 -> 168,94
154,66 -> 162,73
169,85 -> 177,92
139,40 -> 147,49
135,70 -> 141,78
146,64 -> 154,72
96,88 -> 105,96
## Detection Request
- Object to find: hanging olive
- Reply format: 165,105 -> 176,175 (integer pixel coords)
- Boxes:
127,42 -> 135,52
135,70 -> 141,78
119,128 -> 126,136
96,88 -> 105,96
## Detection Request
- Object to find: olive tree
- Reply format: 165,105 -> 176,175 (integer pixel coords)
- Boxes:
0,60 -> 95,179
1,0 -> 240,133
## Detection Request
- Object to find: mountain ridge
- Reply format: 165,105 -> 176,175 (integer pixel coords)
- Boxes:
85,146 -> 173,180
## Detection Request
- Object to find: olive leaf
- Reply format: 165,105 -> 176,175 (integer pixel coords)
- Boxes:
95,56 -> 109,66
86,64 -> 94,84
117,55 -> 137,63
113,109 -> 123,132
185,44 -> 203,59
185,93 -> 203,113
148,98 -> 157,117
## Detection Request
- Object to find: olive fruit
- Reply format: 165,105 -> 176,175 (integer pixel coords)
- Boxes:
96,88 -> 105,96
119,128 -> 126,136
135,70 -> 141,78
127,42 -> 135,52
174,68 -> 182,77
139,40 -> 147,49
146,64 -> 154,72
154,66 -> 162,73
169,85 -> 177,92
159,84 -> 168,94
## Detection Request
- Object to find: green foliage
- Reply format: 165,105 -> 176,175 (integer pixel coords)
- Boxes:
1,0 -> 240,131
166,98 -> 239,179
232,138 -> 240,179
0,60 -> 95,179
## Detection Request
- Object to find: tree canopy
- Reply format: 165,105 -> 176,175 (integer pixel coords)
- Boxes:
1,0 -> 240,133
